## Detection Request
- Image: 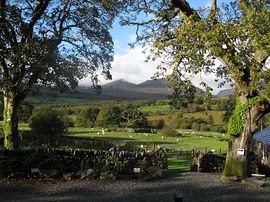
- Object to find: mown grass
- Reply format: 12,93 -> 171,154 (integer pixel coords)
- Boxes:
67,127 -> 229,153
167,153 -> 191,172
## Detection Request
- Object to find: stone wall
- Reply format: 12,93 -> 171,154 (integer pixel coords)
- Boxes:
0,149 -> 167,180
191,151 -> 226,173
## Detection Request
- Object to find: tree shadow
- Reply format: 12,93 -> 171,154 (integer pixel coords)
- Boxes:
1,173 -> 270,202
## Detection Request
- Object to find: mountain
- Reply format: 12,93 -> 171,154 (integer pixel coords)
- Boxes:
215,89 -> 234,97
103,79 -> 137,89
137,79 -> 169,88
101,78 -> 171,99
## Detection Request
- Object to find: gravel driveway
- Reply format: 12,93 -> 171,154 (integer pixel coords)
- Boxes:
0,172 -> 270,202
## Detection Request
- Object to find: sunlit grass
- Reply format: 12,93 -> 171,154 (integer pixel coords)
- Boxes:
67,127 -> 229,153
139,105 -> 172,114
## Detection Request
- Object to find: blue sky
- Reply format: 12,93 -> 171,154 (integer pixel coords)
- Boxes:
80,0 -> 233,94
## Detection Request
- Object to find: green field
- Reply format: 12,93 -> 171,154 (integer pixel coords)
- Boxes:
139,105 -> 172,114
67,127 -> 229,154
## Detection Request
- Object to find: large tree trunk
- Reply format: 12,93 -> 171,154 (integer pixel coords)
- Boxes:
222,102 -> 265,179
3,92 -> 21,150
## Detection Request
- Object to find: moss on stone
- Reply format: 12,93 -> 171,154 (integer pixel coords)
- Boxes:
222,152 -> 246,178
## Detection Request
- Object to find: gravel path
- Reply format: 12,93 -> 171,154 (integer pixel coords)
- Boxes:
0,172 -> 270,202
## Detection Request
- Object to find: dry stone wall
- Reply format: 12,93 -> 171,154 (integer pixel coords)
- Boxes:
0,149 -> 167,180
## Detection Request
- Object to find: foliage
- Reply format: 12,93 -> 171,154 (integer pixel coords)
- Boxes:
95,105 -> 122,127
28,107 -> 68,144
228,95 -> 270,136
0,0 -> 126,94
77,107 -> 100,127
168,94 -> 188,109
122,0 -> 270,177
161,120 -> 180,137
227,102 -> 247,137
0,0 -> 127,149
149,119 -> 165,129
19,102 -> 34,123
0,98 -> 3,121
122,0 -> 270,109
120,104 -> 148,128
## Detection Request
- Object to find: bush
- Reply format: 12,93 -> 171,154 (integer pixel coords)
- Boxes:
77,107 -> 100,127
28,107 -> 67,145
95,105 -> 122,127
149,119 -> 164,129
19,101 -> 34,122
161,125 -> 180,137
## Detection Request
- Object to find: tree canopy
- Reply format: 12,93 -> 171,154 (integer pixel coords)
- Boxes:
0,0 -> 125,149
122,0 -> 270,97
122,0 -> 270,178
0,0 -> 126,95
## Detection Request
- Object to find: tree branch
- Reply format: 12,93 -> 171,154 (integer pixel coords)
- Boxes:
238,0 -> 250,13
209,0 -> 217,22
22,0 -> 50,42
0,57 -> 9,79
170,0 -> 200,20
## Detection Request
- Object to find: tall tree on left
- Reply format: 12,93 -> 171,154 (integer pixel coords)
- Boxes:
0,0 -> 124,150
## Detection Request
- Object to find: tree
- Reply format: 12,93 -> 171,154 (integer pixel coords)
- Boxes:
123,0 -> 270,178
77,107 -> 100,127
0,0 -> 124,150
19,101 -> 34,123
29,107 -> 67,145
120,104 -> 148,128
95,105 -> 122,127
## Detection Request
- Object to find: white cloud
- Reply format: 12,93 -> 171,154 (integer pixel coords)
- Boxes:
80,45 -> 232,94
80,45 -> 158,86
103,46 -> 159,84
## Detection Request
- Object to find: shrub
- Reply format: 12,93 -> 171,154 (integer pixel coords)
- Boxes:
77,107 -> 100,127
28,107 -> 67,145
149,119 -> 164,129
19,101 -> 34,122
161,125 -> 180,137
95,105 -> 122,127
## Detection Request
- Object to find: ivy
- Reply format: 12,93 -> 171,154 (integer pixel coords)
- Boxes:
227,95 -> 270,137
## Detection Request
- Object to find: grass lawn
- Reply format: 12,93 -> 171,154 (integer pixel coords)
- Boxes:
167,153 -> 191,172
67,127 -> 229,154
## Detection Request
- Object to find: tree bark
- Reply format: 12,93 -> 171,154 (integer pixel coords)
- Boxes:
222,103 -> 266,179
3,92 -> 21,150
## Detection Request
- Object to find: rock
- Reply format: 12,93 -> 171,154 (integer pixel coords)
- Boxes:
242,177 -> 269,189
147,166 -> 167,179
40,169 -> 62,178
7,171 -> 28,179
79,169 -> 95,180
63,172 -> 77,181
100,171 -> 116,180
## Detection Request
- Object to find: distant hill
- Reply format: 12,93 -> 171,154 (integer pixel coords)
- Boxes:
103,79 -> 137,89
101,78 -> 171,99
215,89 -> 234,97
137,79 -> 169,88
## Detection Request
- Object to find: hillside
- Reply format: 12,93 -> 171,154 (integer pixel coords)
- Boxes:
26,79 -> 171,104
26,78 -> 236,104
102,79 -> 137,89
215,89 -> 234,97
101,78 -> 171,99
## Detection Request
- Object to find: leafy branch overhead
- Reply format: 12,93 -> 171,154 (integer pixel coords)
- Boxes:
121,0 -> 270,178
0,0 -> 125,96
0,0 -> 126,150
122,0 -> 270,98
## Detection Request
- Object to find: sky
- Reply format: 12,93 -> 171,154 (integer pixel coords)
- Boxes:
80,0 -> 233,94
